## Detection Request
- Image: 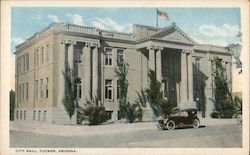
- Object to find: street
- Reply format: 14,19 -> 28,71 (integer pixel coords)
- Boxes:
10,124 -> 242,148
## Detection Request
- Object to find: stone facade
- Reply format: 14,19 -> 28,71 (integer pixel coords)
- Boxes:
14,22 -> 232,124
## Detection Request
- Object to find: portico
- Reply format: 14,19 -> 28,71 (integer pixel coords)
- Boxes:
137,39 -> 195,108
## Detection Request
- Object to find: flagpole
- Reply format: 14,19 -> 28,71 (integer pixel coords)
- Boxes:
156,8 -> 158,28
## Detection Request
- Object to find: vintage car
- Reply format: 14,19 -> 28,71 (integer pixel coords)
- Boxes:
157,108 -> 200,130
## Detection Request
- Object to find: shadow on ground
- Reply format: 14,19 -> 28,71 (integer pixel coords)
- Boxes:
162,125 -> 206,130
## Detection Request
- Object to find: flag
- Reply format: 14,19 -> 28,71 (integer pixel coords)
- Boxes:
157,9 -> 169,20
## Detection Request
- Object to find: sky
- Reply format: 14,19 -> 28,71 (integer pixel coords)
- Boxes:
11,7 -> 241,51
10,7 -> 242,91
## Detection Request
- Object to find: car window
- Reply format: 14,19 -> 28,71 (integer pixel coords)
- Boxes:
183,111 -> 188,117
172,111 -> 188,117
172,112 -> 180,116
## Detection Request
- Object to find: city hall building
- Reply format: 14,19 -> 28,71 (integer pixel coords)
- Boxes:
14,22 -> 232,124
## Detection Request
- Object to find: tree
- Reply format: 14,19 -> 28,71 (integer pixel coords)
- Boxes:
196,76 -> 207,118
114,60 -> 143,123
145,70 -> 175,117
62,62 -> 76,120
211,57 -> 238,118
9,90 -> 15,121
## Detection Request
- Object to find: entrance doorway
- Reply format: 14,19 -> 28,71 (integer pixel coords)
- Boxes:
162,77 -> 177,105
161,48 -> 181,106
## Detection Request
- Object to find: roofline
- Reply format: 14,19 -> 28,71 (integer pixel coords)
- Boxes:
133,24 -> 160,31
196,43 -> 226,48
14,22 -> 134,54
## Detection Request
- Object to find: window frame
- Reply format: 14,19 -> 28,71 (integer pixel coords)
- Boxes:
22,56 -> 25,72
22,83 -> 24,101
33,111 -> 36,120
18,58 -> 21,73
41,47 -> 44,64
40,79 -> 43,99
26,54 -> 29,70
117,49 -> 124,64
45,78 -> 49,98
26,82 -> 28,100
194,57 -> 200,72
117,80 -> 120,99
24,111 -> 26,120
43,111 -> 47,121
38,111 -> 41,121
46,44 -> 49,63
104,48 -> 112,66
16,111 -> 19,119
35,80 -> 38,100
105,79 -> 113,100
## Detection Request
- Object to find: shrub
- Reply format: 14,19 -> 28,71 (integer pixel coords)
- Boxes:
210,111 -> 220,118
77,97 -> 108,125
120,101 -> 143,123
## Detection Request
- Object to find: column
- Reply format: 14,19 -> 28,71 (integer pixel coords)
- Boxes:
145,46 -> 157,121
180,50 -> 188,103
101,48 -> 105,103
156,47 -> 162,82
206,52 -> 214,99
68,43 -> 74,69
147,46 -> 155,72
58,40 -> 66,107
92,44 -> 99,98
187,52 -> 194,102
82,42 -> 91,100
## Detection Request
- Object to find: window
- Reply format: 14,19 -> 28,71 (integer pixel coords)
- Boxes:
45,78 -> 49,98
33,111 -> 36,120
74,78 -> 82,99
35,49 -> 39,67
18,58 -> 21,73
35,80 -> 38,100
105,80 -> 113,100
41,47 -> 44,64
195,58 -> 200,71
38,111 -> 41,121
18,84 -> 21,102
75,46 -> 82,63
20,111 -> 22,119
117,49 -> 124,64
24,111 -> 26,120
105,48 -> 112,66
26,83 -> 28,100
16,111 -> 19,119
46,44 -> 49,63
22,56 -> 25,72
77,84 -> 82,99
40,79 -> 43,99
117,80 -> 120,99
22,83 -> 24,101
43,111 -> 47,121
26,55 -> 29,70
194,57 -> 200,74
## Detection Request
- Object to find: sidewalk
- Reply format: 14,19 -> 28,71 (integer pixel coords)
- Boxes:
10,118 -> 238,137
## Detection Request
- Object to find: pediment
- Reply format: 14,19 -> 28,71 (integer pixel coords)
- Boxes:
152,26 -> 196,45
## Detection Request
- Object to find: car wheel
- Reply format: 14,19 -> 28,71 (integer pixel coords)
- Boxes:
193,119 -> 200,129
166,120 -> 175,130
